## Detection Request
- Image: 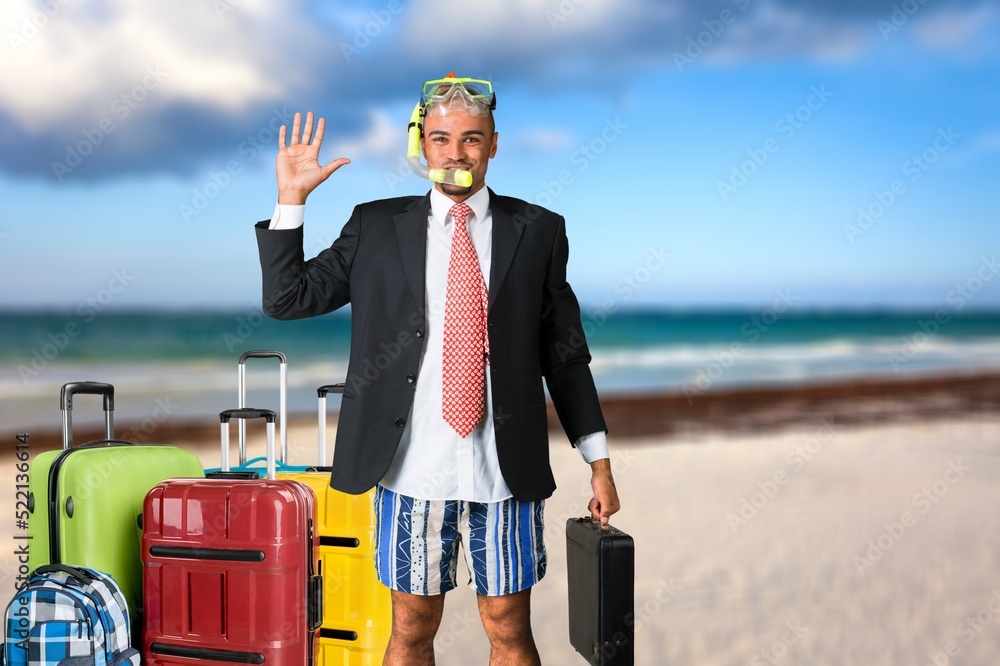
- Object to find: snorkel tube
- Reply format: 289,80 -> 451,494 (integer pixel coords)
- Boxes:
406,102 -> 474,187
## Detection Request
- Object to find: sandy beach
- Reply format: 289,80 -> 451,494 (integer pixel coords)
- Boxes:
3,374 -> 1000,665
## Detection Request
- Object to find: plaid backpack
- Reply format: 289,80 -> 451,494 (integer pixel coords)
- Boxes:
3,565 -> 140,666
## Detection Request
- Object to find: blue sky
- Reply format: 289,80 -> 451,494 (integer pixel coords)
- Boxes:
1,0 -> 998,310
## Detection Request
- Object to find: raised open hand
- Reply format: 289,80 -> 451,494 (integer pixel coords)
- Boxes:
276,111 -> 351,205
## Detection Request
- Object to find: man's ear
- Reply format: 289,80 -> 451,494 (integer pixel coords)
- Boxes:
489,132 -> 498,159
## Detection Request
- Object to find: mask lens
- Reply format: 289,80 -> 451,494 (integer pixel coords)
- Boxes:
459,81 -> 492,97
421,79 -> 493,105
422,82 -> 454,99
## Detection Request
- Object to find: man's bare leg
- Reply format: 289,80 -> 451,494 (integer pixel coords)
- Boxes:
477,588 -> 541,666
383,589 -> 446,666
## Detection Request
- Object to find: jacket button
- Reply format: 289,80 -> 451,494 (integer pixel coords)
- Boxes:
394,417 -> 406,428
406,374 -> 416,384
415,328 -> 424,338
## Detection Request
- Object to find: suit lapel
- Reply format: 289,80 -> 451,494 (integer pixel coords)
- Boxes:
487,189 -> 525,313
393,195 -> 430,316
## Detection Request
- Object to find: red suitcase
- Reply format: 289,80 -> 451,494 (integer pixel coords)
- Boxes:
141,408 -> 323,666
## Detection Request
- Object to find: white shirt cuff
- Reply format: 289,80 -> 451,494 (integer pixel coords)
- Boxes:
574,431 -> 609,463
268,203 -> 305,230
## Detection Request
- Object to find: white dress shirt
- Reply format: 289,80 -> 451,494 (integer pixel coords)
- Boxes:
269,187 -> 608,502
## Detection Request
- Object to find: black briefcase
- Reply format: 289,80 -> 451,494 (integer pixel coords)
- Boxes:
566,517 -> 635,665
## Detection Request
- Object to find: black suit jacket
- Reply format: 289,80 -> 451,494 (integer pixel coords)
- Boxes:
255,188 -> 607,501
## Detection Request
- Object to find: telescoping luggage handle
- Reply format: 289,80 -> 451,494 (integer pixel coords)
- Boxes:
60,381 -> 114,449
238,350 -> 287,465
206,381 -> 340,478
316,383 -> 345,466
221,408 -> 278,480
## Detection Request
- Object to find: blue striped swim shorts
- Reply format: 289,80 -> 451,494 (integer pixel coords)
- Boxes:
373,485 -> 547,596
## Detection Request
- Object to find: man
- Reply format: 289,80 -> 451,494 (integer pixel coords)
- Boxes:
255,76 -> 620,666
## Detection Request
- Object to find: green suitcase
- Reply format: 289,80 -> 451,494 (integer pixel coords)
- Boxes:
26,382 -> 205,636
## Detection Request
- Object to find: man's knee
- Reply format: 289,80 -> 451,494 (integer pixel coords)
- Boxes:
477,589 -> 533,644
390,589 -> 446,642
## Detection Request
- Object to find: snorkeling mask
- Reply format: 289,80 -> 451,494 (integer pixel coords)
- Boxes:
407,74 -> 496,188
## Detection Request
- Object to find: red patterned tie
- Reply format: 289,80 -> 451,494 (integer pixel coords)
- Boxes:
442,202 -> 490,438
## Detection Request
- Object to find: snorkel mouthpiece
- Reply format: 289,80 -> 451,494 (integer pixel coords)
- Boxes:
430,166 -> 474,187
406,73 -> 491,188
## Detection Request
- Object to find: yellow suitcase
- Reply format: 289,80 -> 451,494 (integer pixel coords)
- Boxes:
282,384 -> 390,666
221,351 -> 391,665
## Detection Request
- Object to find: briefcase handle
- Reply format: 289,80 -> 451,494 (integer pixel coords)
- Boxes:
570,516 -> 628,536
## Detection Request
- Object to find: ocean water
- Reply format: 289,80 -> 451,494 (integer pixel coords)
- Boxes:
2,308 -> 1000,431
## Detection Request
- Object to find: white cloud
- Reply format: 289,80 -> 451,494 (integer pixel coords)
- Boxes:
328,108 -> 402,160
396,0 -> 623,53
912,3 -> 1000,50
706,1 -> 869,65
1,0 -> 319,130
2,0 -> 997,180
